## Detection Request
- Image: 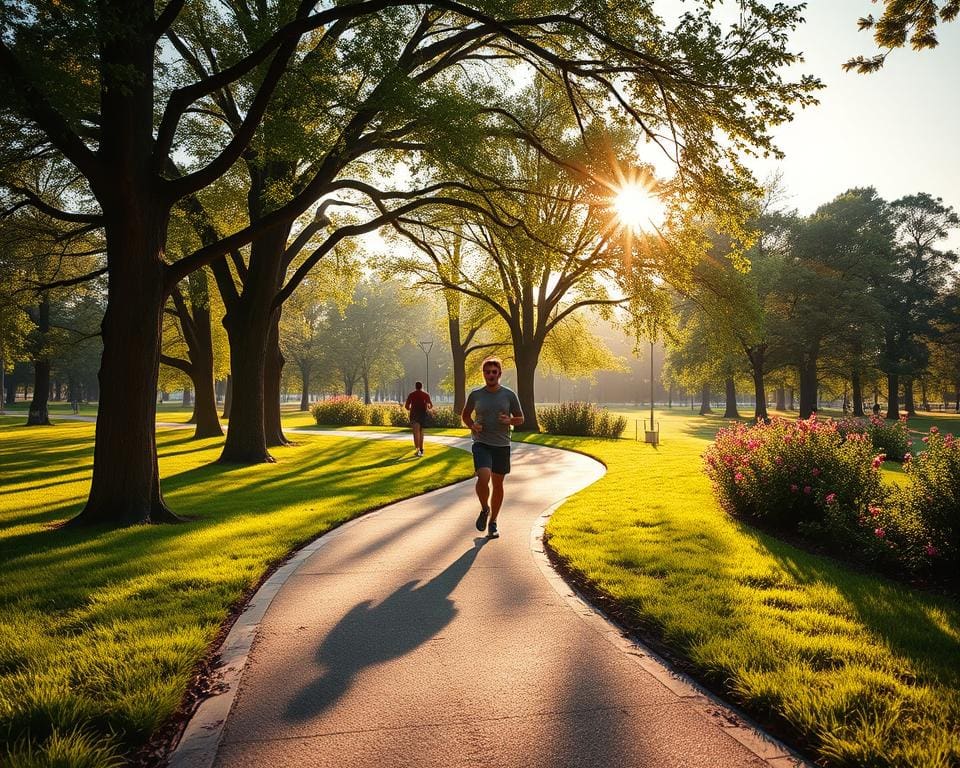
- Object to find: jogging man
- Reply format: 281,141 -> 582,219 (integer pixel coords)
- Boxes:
404,381 -> 433,457
461,357 -> 524,539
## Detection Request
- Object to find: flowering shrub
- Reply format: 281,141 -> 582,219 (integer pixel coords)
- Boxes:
427,407 -> 464,428
311,396 -> 368,426
895,427 -> 960,581
834,416 -> 871,441
539,402 -> 627,438
706,417 -> 957,587
866,415 -> 911,460
386,405 -> 411,427
368,405 -> 391,426
704,415 -> 884,535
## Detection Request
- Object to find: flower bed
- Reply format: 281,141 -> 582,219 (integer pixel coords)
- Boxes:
704,416 -> 954,587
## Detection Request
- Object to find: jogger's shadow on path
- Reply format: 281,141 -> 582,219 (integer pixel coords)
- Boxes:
285,539 -> 488,722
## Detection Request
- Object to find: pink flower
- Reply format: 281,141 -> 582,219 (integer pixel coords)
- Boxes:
903,453 -> 912,462
812,467 -> 821,477
930,426 -> 939,434
871,454 -> 886,469
803,485 -> 812,495
925,543 -> 939,557
874,528 -> 885,538
922,436 -> 929,443
825,493 -> 837,505
775,456 -> 783,465
734,472 -> 745,483
868,505 -> 881,518
790,484 -> 798,494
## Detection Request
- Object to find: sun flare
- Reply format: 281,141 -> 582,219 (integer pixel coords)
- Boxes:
613,182 -> 663,233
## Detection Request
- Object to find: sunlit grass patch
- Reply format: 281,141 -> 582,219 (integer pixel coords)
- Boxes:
527,410 -> 960,768
0,421 -> 473,766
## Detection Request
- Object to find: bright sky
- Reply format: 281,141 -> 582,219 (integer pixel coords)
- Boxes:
656,1 -> 960,252
753,2 -> 960,249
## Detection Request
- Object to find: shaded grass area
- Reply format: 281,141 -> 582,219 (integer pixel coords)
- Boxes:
0,421 -> 473,766
528,410 -> 960,768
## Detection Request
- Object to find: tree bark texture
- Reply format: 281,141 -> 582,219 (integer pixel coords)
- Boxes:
852,370 -> 865,417
264,312 -> 290,447
699,382 -> 712,416
798,355 -> 818,419
71,3 -> 180,525
723,377 -> 740,419
299,362 -> 311,411
886,372 -> 900,420
903,377 -> 917,416
746,345 -> 767,422
513,344 -> 540,432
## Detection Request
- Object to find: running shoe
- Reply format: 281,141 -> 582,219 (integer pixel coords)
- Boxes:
475,507 -> 489,531
487,521 -> 499,539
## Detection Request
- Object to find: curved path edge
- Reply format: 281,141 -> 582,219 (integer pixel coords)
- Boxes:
164,429 -> 808,768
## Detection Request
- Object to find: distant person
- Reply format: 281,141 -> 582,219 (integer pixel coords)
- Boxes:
461,357 -> 524,539
404,382 -> 433,457
872,402 -> 881,417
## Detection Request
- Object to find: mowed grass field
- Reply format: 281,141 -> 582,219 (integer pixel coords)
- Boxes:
529,408 -> 960,768
0,417 -> 473,767
3,404 -> 959,767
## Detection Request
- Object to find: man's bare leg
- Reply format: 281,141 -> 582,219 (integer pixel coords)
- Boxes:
475,467 -> 491,510
490,473 -> 505,522
412,422 -> 422,452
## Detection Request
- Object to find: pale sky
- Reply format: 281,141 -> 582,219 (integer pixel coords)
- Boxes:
647,2 -> 960,250
744,2 -> 959,248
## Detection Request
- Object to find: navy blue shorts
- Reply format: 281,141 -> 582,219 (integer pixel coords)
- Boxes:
472,442 -> 511,475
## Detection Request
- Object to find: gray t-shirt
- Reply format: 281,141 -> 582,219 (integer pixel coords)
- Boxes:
464,385 -> 523,447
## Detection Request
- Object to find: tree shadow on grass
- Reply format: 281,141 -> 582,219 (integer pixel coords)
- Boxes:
284,540 -> 487,721
750,529 -> 960,686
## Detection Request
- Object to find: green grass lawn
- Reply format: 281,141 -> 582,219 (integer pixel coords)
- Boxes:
0,420 -> 473,767
530,408 -> 960,768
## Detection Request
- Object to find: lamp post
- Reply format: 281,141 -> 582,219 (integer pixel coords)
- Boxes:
417,340 -> 433,392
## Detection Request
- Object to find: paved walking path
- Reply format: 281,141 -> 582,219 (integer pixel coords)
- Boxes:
166,430 -> 804,768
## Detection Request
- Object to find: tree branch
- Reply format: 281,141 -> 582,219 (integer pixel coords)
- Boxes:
0,42 -> 102,186
4,185 -> 103,224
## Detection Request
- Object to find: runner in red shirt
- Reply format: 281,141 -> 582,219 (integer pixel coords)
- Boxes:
404,382 -> 433,457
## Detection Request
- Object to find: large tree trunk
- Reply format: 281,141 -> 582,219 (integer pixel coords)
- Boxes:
747,345 -> 768,422
71,5 -> 180,526
27,360 -> 52,426
798,355 -> 818,418
448,314 -> 467,414
264,312 -> 290,447
362,372 -> 371,405
699,382 -> 712,415
513,344 -> 540,432
299,362 -> 311,411
886,372 -> 900,420
219,225 -> 289,463
73,217 -> 178,525
852,370 -> 865,417
903,377 -> 917,416
723,377 -> 740,419
221,310 -> 274,462
164,278 -> 223,439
